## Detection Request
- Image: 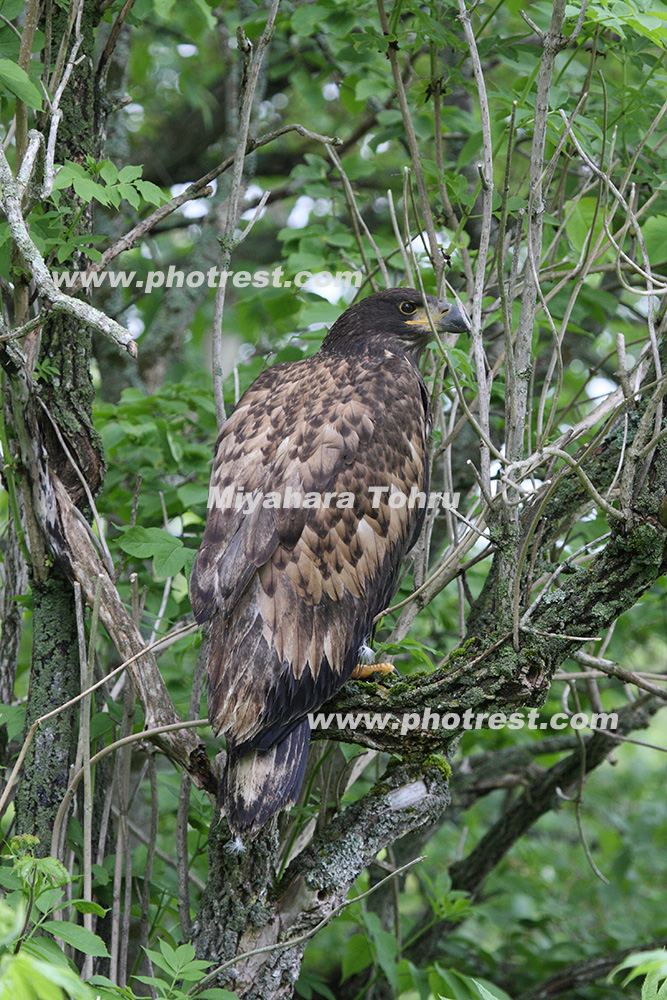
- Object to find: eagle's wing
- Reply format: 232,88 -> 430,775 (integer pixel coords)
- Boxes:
191,350 -> 429,750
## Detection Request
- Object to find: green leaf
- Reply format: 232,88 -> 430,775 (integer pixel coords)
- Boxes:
177,482 -> 208,508
14,855 -> 69,890
444,346 -> 474,380
153,0 -> 176,16
388,0 -> 406,35
117,164 -> 143,183
135,179 -> 166,205
0,898 -> 24,948
118,525 -> 167,557
154,542 -> 188,579
0,702 -> 26,741
471,980 -> 512,1000
116,182 -> 141,209
99,159 -> 119,185
70,899 -> 107,917
192,0 -> 217,28
34,887 -> 66,915
41,919 -> 110,958
90,864 -> 111,887
564,196 -> 604,256
0,949 -> 95,999
87,974 -> 134,1000
642,216 -> 667,265
341,933 -> 373,981
118,526 -> 187,578
89,711 -> 115,741
145,940 -> 180,974
0,58 -> 42,109
71,173 -> 109,205
291,5 -> 324,36
361,912 -> 399,994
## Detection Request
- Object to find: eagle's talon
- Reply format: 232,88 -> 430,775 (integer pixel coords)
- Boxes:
351,661 -> 397,680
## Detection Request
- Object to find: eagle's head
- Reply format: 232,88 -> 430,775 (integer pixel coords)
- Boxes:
320,287 -> 470,359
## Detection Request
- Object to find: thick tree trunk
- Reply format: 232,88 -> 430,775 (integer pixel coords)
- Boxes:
13,0 -> 105,850
14,571 -> 79,850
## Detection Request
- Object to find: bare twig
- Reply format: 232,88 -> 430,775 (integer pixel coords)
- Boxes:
96,0 -> 137,88
212,0 -> 281,426
457,0 -> 496,500
376,0 -> 442,289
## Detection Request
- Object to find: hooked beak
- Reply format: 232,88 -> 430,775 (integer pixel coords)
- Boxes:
435,300 -> 471,334
405,300 -> 471,335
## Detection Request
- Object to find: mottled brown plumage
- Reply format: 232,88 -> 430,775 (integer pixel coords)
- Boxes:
190,288 -> 469,837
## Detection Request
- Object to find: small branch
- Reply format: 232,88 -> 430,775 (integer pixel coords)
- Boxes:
571,651 -> 667,702
565,0 -> 589,44
0,621 -> 205,825
139,757 -> 159,1000
50,717 -> 210,858
457,0 -> 496,499
73,578 -> 101,978
509,0 -> 568,473
328,145 -> 388,287
212,0 -> 281,426
96,0 -> 137,88
48,0 -> 83,95
177,644 -> 207,939
541,445 -> 625,521
376,0 -> 443,289
15,0 -> 41,163
64,123 -> 341,291
0,145 -> 137,357
39,0 -> 86,198
387,189 -> 414,284
36,396 -> 115,572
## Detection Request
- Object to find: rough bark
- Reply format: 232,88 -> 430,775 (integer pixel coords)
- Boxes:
13,0 -> 106,846
193,758 -> 451,999
13,572 -> 79,853
0,496 -> 29,705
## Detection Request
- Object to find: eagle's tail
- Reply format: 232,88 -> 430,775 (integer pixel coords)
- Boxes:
223,720 -> 310,838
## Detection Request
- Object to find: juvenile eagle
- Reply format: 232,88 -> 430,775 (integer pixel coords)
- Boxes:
190,288 -> 469,838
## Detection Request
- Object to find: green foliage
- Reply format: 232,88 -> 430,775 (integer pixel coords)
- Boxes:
45,158 -> 167,262
612,950 -> 667,999
118,526 -> 195,580
430,966 -> 513,1000
0,58 -> 42,109
91,940 -> 239,1000
0,838 -> 99,1000
0,946 -> 93,1000
0,839 -> 235,1000
51,159 -> 166,213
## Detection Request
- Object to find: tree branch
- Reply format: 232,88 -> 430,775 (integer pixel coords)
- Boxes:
408,695 -> 663,966
0,143 -> 137,357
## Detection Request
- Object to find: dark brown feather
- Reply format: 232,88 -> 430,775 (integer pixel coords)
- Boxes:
190,287 -> 469,837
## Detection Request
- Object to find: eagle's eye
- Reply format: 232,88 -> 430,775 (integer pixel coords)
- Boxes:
399,301 -> 418,315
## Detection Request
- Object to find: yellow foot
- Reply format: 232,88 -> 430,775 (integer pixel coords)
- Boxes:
351,662 -> 396,680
